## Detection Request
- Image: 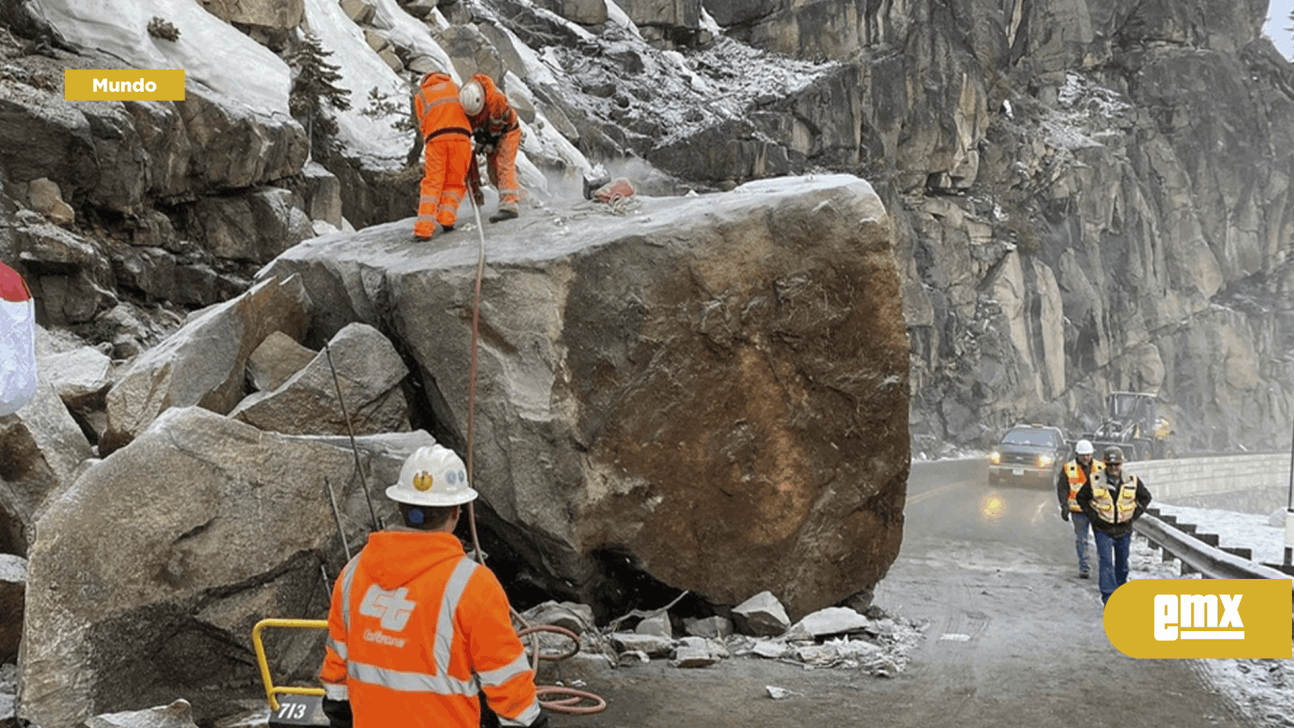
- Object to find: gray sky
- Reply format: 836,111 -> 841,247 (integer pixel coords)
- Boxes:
1268,0 -> 1294,59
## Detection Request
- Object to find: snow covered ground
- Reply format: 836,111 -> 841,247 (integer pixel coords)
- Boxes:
1130,503 -> 1294,728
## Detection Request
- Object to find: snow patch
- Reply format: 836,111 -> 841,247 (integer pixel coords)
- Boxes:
301,0 -> 412,170
604,0 -> 640,34
37,0 -> 290,115
369,0 -> 456,80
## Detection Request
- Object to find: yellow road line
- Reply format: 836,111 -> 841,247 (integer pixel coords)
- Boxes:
906,482 -> 961,508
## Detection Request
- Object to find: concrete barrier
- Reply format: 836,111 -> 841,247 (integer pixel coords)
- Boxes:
1125,453 -> 1292,513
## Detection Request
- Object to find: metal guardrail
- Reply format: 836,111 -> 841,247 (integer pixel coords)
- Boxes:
1134,511 -> 1294,582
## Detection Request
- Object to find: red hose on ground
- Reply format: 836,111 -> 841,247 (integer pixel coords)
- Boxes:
463,186 -> 607,716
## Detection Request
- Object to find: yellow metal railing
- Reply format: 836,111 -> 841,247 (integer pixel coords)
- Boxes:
251,618 -> 328,712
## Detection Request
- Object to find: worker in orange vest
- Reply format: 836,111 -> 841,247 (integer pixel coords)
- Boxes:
1055,439 -> 1103,579
320,444 -> 548,728
459,74 -> 523,223
412,72 -> 473,240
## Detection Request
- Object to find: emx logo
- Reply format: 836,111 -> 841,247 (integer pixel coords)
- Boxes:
1104,579 -> 1291,658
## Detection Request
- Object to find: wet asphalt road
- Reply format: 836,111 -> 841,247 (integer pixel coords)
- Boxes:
546,459 -> 1252,728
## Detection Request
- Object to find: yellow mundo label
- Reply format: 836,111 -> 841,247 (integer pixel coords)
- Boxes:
1104,579 -> 1291,658
65,70 -> 185,101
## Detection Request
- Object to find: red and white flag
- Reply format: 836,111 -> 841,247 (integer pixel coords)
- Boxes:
0,261 -> 37,417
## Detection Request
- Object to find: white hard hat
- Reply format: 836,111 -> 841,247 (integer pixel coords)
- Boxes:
460,80 -> 484,116
1075,439 -> 1095,455
386,445 -> 478,507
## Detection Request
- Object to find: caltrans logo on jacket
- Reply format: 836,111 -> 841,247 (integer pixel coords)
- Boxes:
320,530 -> 541,727
359,585 -> 417,631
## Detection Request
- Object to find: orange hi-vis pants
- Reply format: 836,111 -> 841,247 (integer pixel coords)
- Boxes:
416,134 -> 472,236
486,127 -> 522,206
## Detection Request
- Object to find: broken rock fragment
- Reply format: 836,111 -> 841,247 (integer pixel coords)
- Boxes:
608,632 -> 673,658
732,590 -> 791,637
230,322 -> 409,436
634,612 -> 673,639
670,636 -> 724,668
792,606 -> 871,639
520,600 -> 597,635
684,615 -> 733,639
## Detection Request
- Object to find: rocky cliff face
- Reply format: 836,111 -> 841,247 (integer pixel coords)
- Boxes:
881,0 -> 1294,455
641,0 -> 1294,455
547,0 -> 1294,455
4,0 -> 1291,460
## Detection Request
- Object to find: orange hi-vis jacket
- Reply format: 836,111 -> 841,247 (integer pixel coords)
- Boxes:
465,74 -> 522,206
321,530 -> 541,727
1063,459 -> 1104,512
415,72 -> 472,143
465,74 -> 519,144
413,72 -> 472,234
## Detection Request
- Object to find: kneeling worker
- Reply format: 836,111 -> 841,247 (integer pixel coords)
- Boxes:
321,444 -> 548,728
460,74 -> 524,223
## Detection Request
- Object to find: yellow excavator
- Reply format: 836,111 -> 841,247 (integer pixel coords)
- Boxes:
1082,391 -> 1174,461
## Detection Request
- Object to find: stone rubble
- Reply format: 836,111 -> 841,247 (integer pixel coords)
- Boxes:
520,595 -> 925,679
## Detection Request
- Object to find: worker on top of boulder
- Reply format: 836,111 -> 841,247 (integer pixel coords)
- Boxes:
460,74 -> 523,224
412,71 -> 473,241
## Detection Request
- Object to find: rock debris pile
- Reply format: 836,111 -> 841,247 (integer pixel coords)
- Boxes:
519,590 -> 926,680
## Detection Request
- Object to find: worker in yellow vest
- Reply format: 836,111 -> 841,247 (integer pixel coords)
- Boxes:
1076,446 -> 1152,605
1055,439 -> 1103,579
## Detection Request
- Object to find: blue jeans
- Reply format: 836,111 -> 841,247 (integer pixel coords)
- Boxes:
1070,513 -> 1091,572
1093,530 -> 1132,604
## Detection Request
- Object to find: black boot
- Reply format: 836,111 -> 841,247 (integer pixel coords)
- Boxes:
489,206 -> 519,223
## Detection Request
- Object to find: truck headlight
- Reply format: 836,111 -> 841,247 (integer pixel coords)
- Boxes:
990,451 -> 1001,465
1037,454 -> 1054,468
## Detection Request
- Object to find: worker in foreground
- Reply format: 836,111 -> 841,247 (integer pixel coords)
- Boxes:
1075,445 -> 1152,605
1055,438 -> 1103,579
459,74 -> 523,223
320,444 -> 548,728
412,71 -> 473,240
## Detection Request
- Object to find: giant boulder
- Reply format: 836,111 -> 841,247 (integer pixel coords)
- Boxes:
262,174 -> 910,620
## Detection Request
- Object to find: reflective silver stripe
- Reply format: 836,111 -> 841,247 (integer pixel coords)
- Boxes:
477,651 -> 531,688
323,681 -> 349,701
500,701 -> 542,727
417,88 -> 458,113
349,660 -> 480,695
434,558 -> 479,671
338,556 -> 360,632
